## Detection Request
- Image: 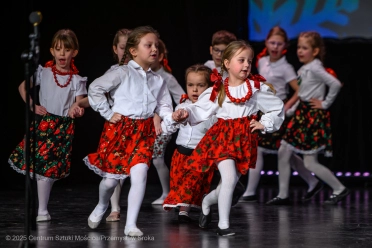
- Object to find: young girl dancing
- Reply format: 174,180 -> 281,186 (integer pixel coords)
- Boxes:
162,64 -> 216,222
266,31 -> 348,205
83,26 -> 173,237
241,26 -> 321,203
8,29 -> 86,222
169,40 -> 284,236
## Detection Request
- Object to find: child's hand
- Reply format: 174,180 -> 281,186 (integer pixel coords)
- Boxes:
250,119 -> 264,133
172,109 -> 188,122
68,103 -> 84,118
309,98 -> 323,109
109,113 -> 122,124
34,105 -> 47,116
154,122 -> 162,135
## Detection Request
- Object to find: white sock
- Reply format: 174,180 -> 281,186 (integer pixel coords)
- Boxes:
303,154 -> 345,194
152,157 -> 170,197
110,179 -> 125,213
125,163 -> 148,229
244,147 -> 264,196
216,159 -> 239,229
37,180 -> 54,216
290,154 -> 319,192
277,146 -> 293,199
90,178 -> 118,222
202,184 -> 220,215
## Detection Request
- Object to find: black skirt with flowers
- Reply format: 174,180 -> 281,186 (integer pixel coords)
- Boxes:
8,113 -> 75,181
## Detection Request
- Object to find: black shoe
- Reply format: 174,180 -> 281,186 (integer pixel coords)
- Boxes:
178,214 -> 191,223
323,188 -> 350,205
239,195 -> 258,202
199,194 -> 212,228
302,181 -> 324,202
265,197 -> 290,205
217,227 -> 235,236
231,180 -> 245,207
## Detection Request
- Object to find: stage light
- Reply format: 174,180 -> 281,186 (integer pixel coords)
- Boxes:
260,171 -> 265,175
354,172 -> 361,177
276,171 -> 279,175
345,172 -> 352,177
336,172 -> 343,176
267,170 -> 273,175
363,172 -> 370,177
293,171 -> 298,176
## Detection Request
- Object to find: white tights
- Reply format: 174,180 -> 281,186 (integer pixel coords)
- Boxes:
277,146 -> 345,198
90,163 -> 148,229
244,147 -> 319,197
202,159 -> 239,229
37,180 -> 54,216
152,157 -> 170,197
109,179 -> 125,213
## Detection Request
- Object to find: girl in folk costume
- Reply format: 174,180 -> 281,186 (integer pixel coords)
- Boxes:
9,29 -> 87,222
266,31 -> 349,205
162,64 -> 216,222
84,26 -> 173,237
150,39 -> 186,205
169,40 -> 284,235
242,26 -> 321,203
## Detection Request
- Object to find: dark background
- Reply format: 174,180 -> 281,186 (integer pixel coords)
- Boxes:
6,0 -> 372,188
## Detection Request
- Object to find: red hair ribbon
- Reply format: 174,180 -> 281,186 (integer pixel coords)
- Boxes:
248,73 -> 266,89
180,94 -> 189,104
209,68 -> 223,102
255,47 -> 287,68
325,67 -> 337,78
163,58 -> 172,73
255,47 -> 267,68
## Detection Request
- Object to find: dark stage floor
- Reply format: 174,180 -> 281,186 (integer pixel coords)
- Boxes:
1,179 -> 372,248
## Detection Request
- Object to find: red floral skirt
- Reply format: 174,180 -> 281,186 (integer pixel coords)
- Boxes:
84,116 -> 155,178
163,149 -> 214,211
185,116 -> 258,175
8,113 -> 74,181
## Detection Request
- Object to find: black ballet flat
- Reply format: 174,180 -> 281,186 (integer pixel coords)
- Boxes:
265,197 -> 290,205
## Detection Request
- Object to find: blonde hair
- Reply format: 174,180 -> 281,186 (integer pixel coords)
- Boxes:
218,40 -> 275,107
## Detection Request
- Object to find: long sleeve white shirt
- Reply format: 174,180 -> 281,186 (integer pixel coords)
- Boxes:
155,67 -> 185,104
88,60 -> 173,121
166,81 -> 284,134
297,59 -> 342,109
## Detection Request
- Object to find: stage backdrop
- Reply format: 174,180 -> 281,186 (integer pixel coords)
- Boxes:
6,0 -> 371,186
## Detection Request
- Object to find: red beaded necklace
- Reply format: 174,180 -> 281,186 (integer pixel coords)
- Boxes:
45,60 -> 79,88
224,77 -> 252,103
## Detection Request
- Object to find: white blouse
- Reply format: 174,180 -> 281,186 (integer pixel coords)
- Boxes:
35,65 -> 87,117
170,80 -> 284,134
155,67 -> 185,104
297,59 -> 342,109
258,56 -> 297,101
88,60 -> 173,121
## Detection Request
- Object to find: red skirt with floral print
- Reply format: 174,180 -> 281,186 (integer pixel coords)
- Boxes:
84,116 -> 155,177
163,148 -> 214,211
185,116 -> 258,175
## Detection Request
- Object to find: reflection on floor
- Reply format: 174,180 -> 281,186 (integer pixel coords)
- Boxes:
1,181 -> 371,248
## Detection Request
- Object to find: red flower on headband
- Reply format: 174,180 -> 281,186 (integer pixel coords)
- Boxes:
180,94 -> 189,104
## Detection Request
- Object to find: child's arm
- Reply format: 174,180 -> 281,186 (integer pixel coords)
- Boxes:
18,80 -> 47,115
153,113 -> 162,135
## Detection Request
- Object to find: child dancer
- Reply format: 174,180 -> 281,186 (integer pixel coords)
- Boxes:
241,26 -> 321,203
8,29 -> 86,222
266,31 -> 348,205
169,40 -> 284,235
83,26 -> 173,237
150,39 -> 186,205
162,64 -> 216,222
204,30 -> 237,73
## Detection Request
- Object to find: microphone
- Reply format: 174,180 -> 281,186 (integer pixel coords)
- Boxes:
29,11 -> 42,38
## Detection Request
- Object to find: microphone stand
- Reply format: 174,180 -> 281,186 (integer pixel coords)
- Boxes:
19,11 -> 41,248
